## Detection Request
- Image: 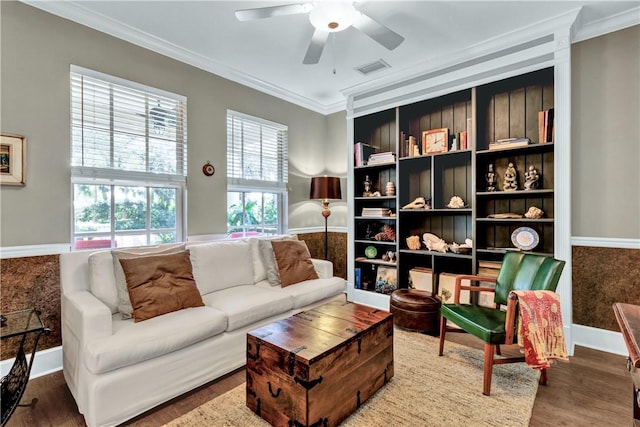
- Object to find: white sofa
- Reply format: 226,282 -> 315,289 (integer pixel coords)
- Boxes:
59,237 -> 346,427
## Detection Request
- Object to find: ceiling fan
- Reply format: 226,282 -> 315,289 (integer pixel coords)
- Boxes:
235,1 -> 404,65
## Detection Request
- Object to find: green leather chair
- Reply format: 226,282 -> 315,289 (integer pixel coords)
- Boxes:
438,252 -> 565,395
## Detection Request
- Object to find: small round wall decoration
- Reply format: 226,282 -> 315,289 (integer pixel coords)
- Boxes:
202,161 -> 215,176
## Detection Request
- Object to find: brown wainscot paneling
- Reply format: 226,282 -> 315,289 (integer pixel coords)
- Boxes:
295,232 -> 346,280
1,255 -> 61,360
572,246 -> 640,331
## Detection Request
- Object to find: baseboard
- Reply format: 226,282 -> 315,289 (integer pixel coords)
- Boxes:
0,346 -> 63,379
572,324 -> 627,356
0,244 -> 71,259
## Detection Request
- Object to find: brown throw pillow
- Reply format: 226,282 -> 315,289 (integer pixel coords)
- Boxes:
118,250 -> 204,322
271,240 -> 319,288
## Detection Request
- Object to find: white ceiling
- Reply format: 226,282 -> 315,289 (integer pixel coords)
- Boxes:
25,1 -> 640,114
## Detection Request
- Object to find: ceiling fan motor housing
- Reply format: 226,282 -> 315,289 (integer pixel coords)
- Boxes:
309,2 -> 359,32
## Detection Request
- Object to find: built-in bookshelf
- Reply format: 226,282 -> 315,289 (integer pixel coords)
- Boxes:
350,67 -> 556,298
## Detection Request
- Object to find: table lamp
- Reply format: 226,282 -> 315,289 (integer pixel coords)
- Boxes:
310,176 -> 342,259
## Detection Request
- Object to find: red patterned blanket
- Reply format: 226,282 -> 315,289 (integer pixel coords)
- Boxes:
512,290 -> 569,369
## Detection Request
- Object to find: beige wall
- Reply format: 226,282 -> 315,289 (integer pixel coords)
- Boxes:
571,25 -> 640,239
0,2 -> 348,247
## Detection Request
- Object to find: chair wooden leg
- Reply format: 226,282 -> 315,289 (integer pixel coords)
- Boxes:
483,343 -> 495,396
438,315 -> 447,356
540,368 -> 548,385
495,345 -> 502,356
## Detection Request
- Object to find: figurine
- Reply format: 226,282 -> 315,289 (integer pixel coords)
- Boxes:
524,206 -> 544,219
363,175 -> 372,197
446,196 -> 465,208
524,165 -> 540,190
374,224 -> 396,242
503,162 -> 518,191
406,235 -> 421,250
486,164 -> 496,192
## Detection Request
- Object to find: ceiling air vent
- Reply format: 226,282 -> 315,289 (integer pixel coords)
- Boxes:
355,59 -> 390,75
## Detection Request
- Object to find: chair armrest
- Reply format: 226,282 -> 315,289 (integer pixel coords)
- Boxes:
504,292 -> 519,345
311,258 -> 333,279
453,275 -> 497,304
62,291 -> 113,344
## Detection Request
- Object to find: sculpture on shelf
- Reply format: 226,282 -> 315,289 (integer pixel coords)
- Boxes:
363,175 -> 372,197
524,165 -> 540,190
524,206 -> 544,219
446,196 -> 465,208
486,164 -> 496,192
385,182 -> 396,196
423,233 -> 449,253
374,224 -> 396,242
402,197 -> 426,209
503,162 -> 518,191
406,235 -> 421,250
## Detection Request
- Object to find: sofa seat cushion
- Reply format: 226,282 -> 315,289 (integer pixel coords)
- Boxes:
84,306 -> 227,374
279,277 -> 346,309
201,285 -> 293,332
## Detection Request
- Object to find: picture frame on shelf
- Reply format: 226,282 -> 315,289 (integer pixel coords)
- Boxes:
422,128 -> 449,154
1,134 -> 26,186
375,266 -> 397,294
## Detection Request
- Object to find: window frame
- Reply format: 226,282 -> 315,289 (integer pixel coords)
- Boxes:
226,110 -> 288,236
70,65 -> 187,249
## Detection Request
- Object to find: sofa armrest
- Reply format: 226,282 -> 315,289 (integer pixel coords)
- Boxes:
311,258 -> 333,279
62,290 -> 113,344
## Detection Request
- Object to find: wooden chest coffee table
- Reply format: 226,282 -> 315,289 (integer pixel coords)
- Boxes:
246,301 -> 394,427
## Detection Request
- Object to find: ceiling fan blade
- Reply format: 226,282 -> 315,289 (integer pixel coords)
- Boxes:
235,3 -> 313,21
352,12 -> 404,50
303,28 -> 329,64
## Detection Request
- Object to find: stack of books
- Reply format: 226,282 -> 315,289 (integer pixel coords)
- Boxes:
538,108 -> 554,143
354,142 -> 376,167
488,137 -> 530,150
367,151 -> 395,165
361,207 -> 392,217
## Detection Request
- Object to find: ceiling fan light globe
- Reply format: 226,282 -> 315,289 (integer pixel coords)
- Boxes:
309,2 -> 358,32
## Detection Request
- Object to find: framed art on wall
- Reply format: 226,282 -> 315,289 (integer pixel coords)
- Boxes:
1,134 -> 26,186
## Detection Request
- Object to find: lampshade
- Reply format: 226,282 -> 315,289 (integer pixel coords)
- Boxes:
310,176 -> 342,200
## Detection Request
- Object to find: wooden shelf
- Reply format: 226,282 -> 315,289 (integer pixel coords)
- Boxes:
354,161 -> 396,170
400,208 -> 472,214
398,249 -> 472,259
354,240 -> 396,246
355,196 -> 396,201
476,142 -> 554,155
354,216 -> 396,220
476,189 -> 554,197
355,257 -> 397,266
476,218 -> 554,223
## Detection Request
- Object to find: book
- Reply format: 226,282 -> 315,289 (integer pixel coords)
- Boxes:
538,108 -> 555,143
368,152 -> 395,164
361,207 -> 391,217
409,267 -> 433,293
488,137 -> 530,150
354,268 -> 361,289
466,118 -> 473,149
354,142 -> 376,167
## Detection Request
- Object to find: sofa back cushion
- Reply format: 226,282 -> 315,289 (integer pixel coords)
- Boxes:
271,240 -> 319,287
118,250 -> 204,322
189,239 -> 254,294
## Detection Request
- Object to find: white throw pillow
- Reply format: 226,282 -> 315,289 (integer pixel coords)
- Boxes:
189,240 -> 254,294
112,243 -> 186,318
258,235 -> 298,286
249,235 -> 297,283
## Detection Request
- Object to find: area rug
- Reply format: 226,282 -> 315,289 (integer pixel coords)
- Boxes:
166,329 -> 539,426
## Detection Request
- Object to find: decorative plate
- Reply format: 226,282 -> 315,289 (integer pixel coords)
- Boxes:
511,227 -> 539,251
364,246 -> 377,259
202,161 -> 215,176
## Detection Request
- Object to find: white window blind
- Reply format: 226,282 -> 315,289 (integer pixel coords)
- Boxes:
71,66 -> 187,185
227,110 -> 288,191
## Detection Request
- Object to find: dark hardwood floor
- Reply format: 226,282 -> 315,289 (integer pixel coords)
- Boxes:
6,335 -> 631,426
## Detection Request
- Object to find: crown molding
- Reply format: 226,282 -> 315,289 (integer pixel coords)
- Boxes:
571,236 -> 640,249
20,0 -> 345,115
572,5 -> 640,43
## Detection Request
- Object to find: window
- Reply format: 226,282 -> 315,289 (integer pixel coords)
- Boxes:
71,66 -> 187,249
226,110 -> 288,237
